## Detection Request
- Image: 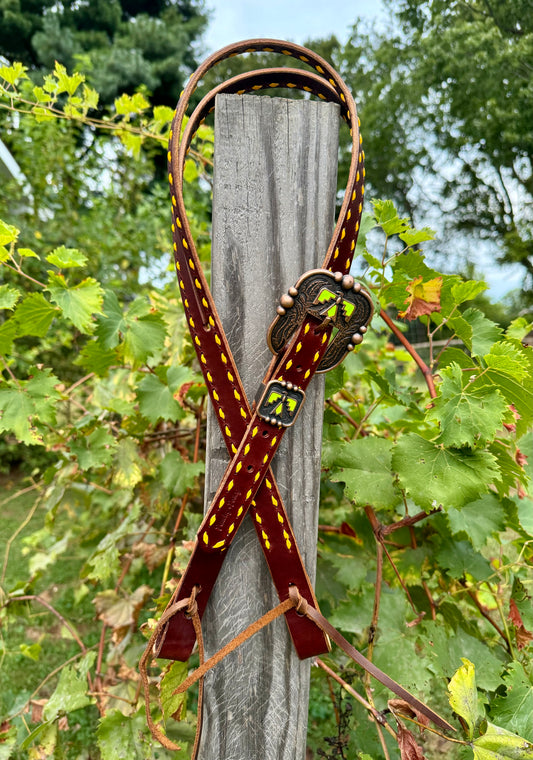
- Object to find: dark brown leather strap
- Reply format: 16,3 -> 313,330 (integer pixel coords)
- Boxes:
158,39 -> 372,662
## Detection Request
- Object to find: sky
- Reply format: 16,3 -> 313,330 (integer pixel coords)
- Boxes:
202,0 -> 382,53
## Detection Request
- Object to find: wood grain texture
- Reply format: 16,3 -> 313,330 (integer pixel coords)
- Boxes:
199,94 -> 339,760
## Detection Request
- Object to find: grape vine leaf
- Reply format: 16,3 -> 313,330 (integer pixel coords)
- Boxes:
429,363 -> 508,448
473,722 -> 533,759
322,437 -> 401,509
75,339 -> 118,376
47,272 -> 104,332
159,451 -> 205,496
446,494 -> 505,551
448,658 -> 480,739
0,368 -> 61,444
95,291 -> 166,365
43,664 -> 93,720
160,660 -> 188,720
70,427 -> 117,470
137,370 -> 185,424
490,663 -> 533,739
0,284 -> 20,310
13,292 -> 58,337
450,308 -> 503,357
393,434 -> 499,510
46,246 -> 88,268
113,437 -> 142,489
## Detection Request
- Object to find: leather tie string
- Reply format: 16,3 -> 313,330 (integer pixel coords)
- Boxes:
139,39 -> 454,750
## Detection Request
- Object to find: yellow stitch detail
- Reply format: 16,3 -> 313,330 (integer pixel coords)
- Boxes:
255,513 -> 262,523
231,443 -> 237,454
252,426 -> 258,437
207,371 -> 213,383
266,478 -> 272,489
300,54 -> 309,61
347,110 -> 350,120
271,437 -> 277,447
282,49 -> 292,55
355,221 -> 360,232
240,408 -> 247,419
202,297 -> 208,308
234,389 -> 241,401
184,298 -> 189,308
236,462 -> 242,473
219,497 -> 225,509
169,128 -> 173,138
296,341 -> 302,352
213,540 -> 225,549
189,316 -> 195,328
356,171 -> 360,183
209,316 -> 215,326
360,134 -> 363,144
173,242 -> 177,252
167,151 -> 171,162
228,523 -> 234,534
286,359 -> 293,370
227,370 -> 233,381
246,489 -> 252,500
188,258 -> 195,269
359,152 -> 362,163
228,480 -> 234,492
262,530 -> 268,540
212,389 -> 219,401
237,89 -> 245,95
176,217 -> 182,228
269,83 -> 279,88
195,335 -> 201,346
351,239 -> 355,251
352,190 -> 356,201
316,64 -> 324,73
340,93 -> 346,102
263,47 -> 274,51
171,223 -> 175,233
345,259 -> 351,271
195,278 -> 201,289
283,530 -> 290,540
244,443 -> 250,456
322,333 -> 328,343
237,507 -> 243,517
287,82 -> 297,88
209,515 -> 216,526
314,350 -> 321,361
179,279 -> 185,290
362,186 -> 365,195
183,238 -> 189,250
277,512 -> 283,522
215,334 -> 221,345
305,323 -> 310,334
363,167 -> 366,177
221,353 -> 227,364
341,228 -> 346,240
252,84 -> 262,90
225,425 -> 231,438
254,472 -> 260,482
265,540 -> 271,550
286,539 -> 292,550
203,531 -> 208,545
168,172 -> 173,185
201,354 -> 207,364
272,496 -> 278,507
347,210 -> 352,220
218,406 -> 225,419
303,86 -> 312,92
263,454 -> 268,464
359,203 -> 363,213
334,247 -> 339,259
172,195 -> 177,206
304,369 -> 311,380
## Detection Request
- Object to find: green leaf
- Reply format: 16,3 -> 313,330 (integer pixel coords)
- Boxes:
19,642 -> 42,661
393,434 -> 499,510
446,494 -> 505,551
84,502 -> 140,582
47,272 -> 104,332
322,437 -> 400,508
13,292 -> 58,337
113,437 -> 142,489
506,317 -> 533,343
490,663 -> 533,738
0,284 -> 20,310
0,369 -> 61,444
429,363 -> 508,447
475,361 -> 533,438
159,451 -> 205,496
436,538 -> 492,580
137,371 -> 184,423
183,158 -> 198,183
451,308 -> 503,357
0,61 -> 28,86
398,226 -> 436,246
0,219 -> 19,246
473,722 -> 533,759
484,342 -> 529,382
95,291 -> 166,366
160,660 -> 188,720
114,92 -> 150,115
448,658 -> 480,740
97,709 -> 142,760
451,280 -> 488,304
43,664 -> 93,720
46,246 -> 88,268
17,247 -> 39,258
53,61 -> 84,95
70,427 -> 117,470
75,339 -> 118,376
0,319 -> 16,355
372,199 -> 410,236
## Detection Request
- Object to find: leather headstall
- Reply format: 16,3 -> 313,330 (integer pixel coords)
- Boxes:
142,39 -> 454,736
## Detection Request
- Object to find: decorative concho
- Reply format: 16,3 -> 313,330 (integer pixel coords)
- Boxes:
267,269 -> 374,372
257,380 -> 306,428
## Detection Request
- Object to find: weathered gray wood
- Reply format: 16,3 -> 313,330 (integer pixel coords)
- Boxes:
199,93 -> 339,760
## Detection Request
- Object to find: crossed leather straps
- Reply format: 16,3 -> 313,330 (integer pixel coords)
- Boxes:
144,39 -> 453,735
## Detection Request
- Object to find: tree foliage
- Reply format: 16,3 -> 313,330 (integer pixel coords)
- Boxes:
0,57 -> 532,760
310,0 -> 533,299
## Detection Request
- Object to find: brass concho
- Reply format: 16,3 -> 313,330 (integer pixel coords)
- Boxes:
257,380 -> 305,428
267,269 -> 374,372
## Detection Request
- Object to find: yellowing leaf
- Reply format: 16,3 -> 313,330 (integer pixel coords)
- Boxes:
473,722 -> 533,759
398,275 -> 442,320
448,658 -> 480,740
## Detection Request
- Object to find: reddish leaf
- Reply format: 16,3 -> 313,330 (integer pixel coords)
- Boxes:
397,722 -> 427,759
389,699 -> 431,729
508,599 -> 533,650
398,276 -> 442,321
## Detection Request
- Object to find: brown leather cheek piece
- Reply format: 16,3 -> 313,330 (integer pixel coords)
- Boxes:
159,43 -> 368,663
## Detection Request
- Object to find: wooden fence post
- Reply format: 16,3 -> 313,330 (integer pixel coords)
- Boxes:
198,93 -> 339,759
